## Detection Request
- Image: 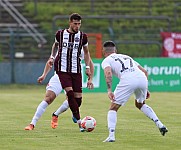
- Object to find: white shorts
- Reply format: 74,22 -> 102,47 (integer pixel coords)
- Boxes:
114,77 -> 148,106
46,74 -> 63,96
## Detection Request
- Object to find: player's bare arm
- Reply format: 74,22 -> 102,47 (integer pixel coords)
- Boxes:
138,65 -> 148,79
83,46 -> 91,78
37,60 -> 52,83
51,42 -> 59,58
48,42 -> 59,68
38,42 -> 58,83
104,66 -> 115,101
104,66 -> 112,91
87,59 -> 94,89
89,59 -> 94,79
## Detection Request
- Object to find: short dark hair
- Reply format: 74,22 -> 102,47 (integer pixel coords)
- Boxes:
103,41 -> 116,47
103,41 -> 116,52
69,13 -> 82,21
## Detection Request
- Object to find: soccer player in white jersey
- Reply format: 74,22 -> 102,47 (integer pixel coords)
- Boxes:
101,41 -> 168,142
24,46 -> 94,130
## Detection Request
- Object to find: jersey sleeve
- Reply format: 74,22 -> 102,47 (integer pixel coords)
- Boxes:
82,33 -> 88,46
101,58 -> 111,69
55,30 -> 61,43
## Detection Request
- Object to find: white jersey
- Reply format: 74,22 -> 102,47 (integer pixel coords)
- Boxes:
101,53 -> 146,79
102,53 -> 148,106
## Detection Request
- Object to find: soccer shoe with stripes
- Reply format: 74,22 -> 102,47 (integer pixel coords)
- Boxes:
51,114 -> 58,129
24,124 -> 34,130
159,126 -> 168,136
103,137 -> 115,142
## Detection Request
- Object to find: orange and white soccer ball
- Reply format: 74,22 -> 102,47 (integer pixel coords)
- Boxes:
81,116 -> 96,132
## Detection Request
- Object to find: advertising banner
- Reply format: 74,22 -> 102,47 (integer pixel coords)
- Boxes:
161,32 -> 181,57
82,58 -> 181,92
136,58 -> 181,92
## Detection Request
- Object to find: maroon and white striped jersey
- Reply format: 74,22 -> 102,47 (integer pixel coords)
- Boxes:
54,29 -> 88,73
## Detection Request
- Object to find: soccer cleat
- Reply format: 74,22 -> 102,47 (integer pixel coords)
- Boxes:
72,116 -> 77,123
51,114 -> 58,129
103,137 -> 115,142
77,120 -> 85,132
24,124 -> 34,130
159,126 -> 168,136
79,127 -> 86,132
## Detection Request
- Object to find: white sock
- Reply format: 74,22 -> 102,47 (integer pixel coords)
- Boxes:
54,100 -> 69,116
107,110 -> 117,139
77,119 -> 81,128
30,100 -> 48,126
141,104 -> 164,128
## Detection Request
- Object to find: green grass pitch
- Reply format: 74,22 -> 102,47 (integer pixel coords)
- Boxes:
0,85 -> 181,150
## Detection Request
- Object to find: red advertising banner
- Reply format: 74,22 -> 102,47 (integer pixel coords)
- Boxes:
160,32 -> 181,57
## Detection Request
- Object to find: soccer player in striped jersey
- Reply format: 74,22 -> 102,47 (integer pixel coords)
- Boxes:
24,48 -> 94,130
48,13 -> 92,132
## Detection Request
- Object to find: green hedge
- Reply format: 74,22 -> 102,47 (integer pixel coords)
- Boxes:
22,1 -> 181,57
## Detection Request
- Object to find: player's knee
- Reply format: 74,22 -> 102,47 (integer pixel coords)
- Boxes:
109,103 -> 120,111
45,96 -> 54,105
135,100 -> 144,109
44,92 -> 56,104
75,97 -> 82,107
67,90 -> 74,99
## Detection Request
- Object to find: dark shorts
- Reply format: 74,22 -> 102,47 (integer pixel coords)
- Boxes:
56,71 -> 82,93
